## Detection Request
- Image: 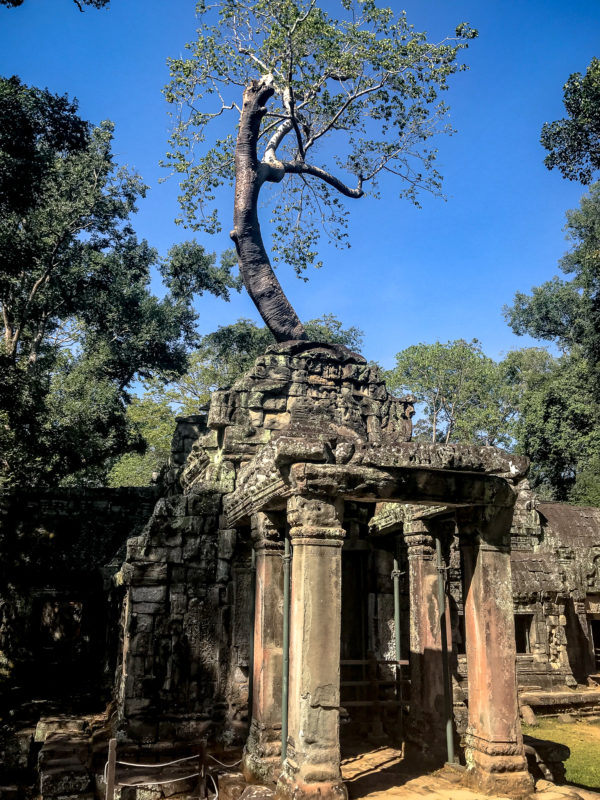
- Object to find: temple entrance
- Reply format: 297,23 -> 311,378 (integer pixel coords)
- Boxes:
340,510 -> 409,745
591,619 -> 600,670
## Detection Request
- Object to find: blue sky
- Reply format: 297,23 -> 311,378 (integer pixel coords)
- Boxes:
1,0 -> 599,368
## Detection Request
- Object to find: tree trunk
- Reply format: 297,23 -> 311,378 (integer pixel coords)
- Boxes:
231,78 -> 307,342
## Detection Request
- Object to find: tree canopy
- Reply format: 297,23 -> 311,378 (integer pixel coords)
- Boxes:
0,76 -> 237,487
541,57 -> 600,184
506,182 -> 600,398
386,339 -> 516,448
0,0 -> 108,9
505,348 -> 600,502
165,0 -> 476,341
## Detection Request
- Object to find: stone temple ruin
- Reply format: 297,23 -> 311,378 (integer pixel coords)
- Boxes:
2,341 -> 600,800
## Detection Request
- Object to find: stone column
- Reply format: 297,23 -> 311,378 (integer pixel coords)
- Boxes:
404,519 -> 450,761
277,494 -> 347,800
458,507 -> 533,798
243,512 -> 285,785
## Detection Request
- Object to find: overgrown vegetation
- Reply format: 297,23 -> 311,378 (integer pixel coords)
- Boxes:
0,76 -> 237,487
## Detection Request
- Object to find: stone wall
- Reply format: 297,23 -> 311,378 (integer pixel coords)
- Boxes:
114,490 -> 254,744
0,487 -> 158,714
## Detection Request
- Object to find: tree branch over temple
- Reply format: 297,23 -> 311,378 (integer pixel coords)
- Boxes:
164,0 -> 477,341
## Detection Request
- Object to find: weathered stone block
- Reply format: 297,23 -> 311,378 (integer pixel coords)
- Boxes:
131,563 -> 168,586
130,586 -> 167,604
263,413 -> 291,430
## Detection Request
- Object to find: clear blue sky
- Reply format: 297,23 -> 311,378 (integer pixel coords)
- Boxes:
1,0 -> 599,368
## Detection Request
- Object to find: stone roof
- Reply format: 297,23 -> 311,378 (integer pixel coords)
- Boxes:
510,550 -> 563,599
537,502 -> 600,548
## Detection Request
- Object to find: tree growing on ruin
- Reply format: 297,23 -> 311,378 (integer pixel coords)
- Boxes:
165,0 -> 477,342
109,313 -> 363,486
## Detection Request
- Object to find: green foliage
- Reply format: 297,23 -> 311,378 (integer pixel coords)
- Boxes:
0,0 -> 108,9
541,57 -> 600,184
0,77 -> 237,487
107,396 -> 176,488
388,338 -> 600,504
507,349 -> 600,502
164,0 -> 476,275
387,339 -> 515,447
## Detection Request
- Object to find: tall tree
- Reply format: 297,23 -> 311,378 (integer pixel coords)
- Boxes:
0,77 -> 237,486
387,339 -> 516,447
506,183 -> 600,398
541,57 -> 600,184
165,0 -> 476,342
504,348 -> 600,502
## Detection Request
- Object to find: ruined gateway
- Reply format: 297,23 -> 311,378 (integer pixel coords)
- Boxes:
2,342 -> 600,800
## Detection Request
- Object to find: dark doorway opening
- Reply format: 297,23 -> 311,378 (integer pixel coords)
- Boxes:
591,619 -> 600,670
514,614 -> 534,654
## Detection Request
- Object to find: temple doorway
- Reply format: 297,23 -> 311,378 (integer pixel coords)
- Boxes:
590,618 -> 600,670
339,508 -> 409,745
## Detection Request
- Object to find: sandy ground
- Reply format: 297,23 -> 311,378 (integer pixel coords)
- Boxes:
340,744 -> 600,800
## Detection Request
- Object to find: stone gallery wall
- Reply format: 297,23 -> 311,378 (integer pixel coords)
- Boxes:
0,487 -> 158,713
114,490 -> 254,744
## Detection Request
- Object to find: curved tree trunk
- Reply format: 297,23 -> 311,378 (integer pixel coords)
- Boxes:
230,78 -> 307,342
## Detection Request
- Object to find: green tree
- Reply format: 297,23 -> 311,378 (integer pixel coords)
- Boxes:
0,0 -> 108,9
0,77 -> 237,486
506,183 -> 600,398
504,348 -> 600,502
541,57 -> 600,184
107,395 -> 176,488
387,339 -> 516,447
165,0 -> 476,341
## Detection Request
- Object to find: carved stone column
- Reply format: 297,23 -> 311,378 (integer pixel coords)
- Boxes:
277,494 -> 347,800
458,507 -> 533,798
404,519 -> 449,761
243,512 -> 285,785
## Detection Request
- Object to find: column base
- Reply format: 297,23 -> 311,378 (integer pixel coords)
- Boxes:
243,750 -> 282,786
243,721 -> 283,785
276,770 -> 348,800
466,752 -> 534,799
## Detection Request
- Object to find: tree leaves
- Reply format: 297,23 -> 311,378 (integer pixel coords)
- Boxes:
164,0 -> 477,276
386,338 -> 515,448
541,58 -> 600,185
0,77 -> 237,487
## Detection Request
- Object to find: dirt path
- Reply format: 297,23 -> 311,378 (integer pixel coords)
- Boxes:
341,742 -> 600,800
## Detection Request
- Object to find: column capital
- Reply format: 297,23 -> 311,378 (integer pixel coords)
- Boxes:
456,505 -> 513,551
287,494 -> 345,546
403,520 -> 435,560
251,511 -> 284,552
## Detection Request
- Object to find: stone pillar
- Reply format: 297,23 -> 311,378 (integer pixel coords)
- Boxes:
404,519 -> 450,761
243,512 -> 285,785
277,494 -> 347,800
458,507 -> 533,798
